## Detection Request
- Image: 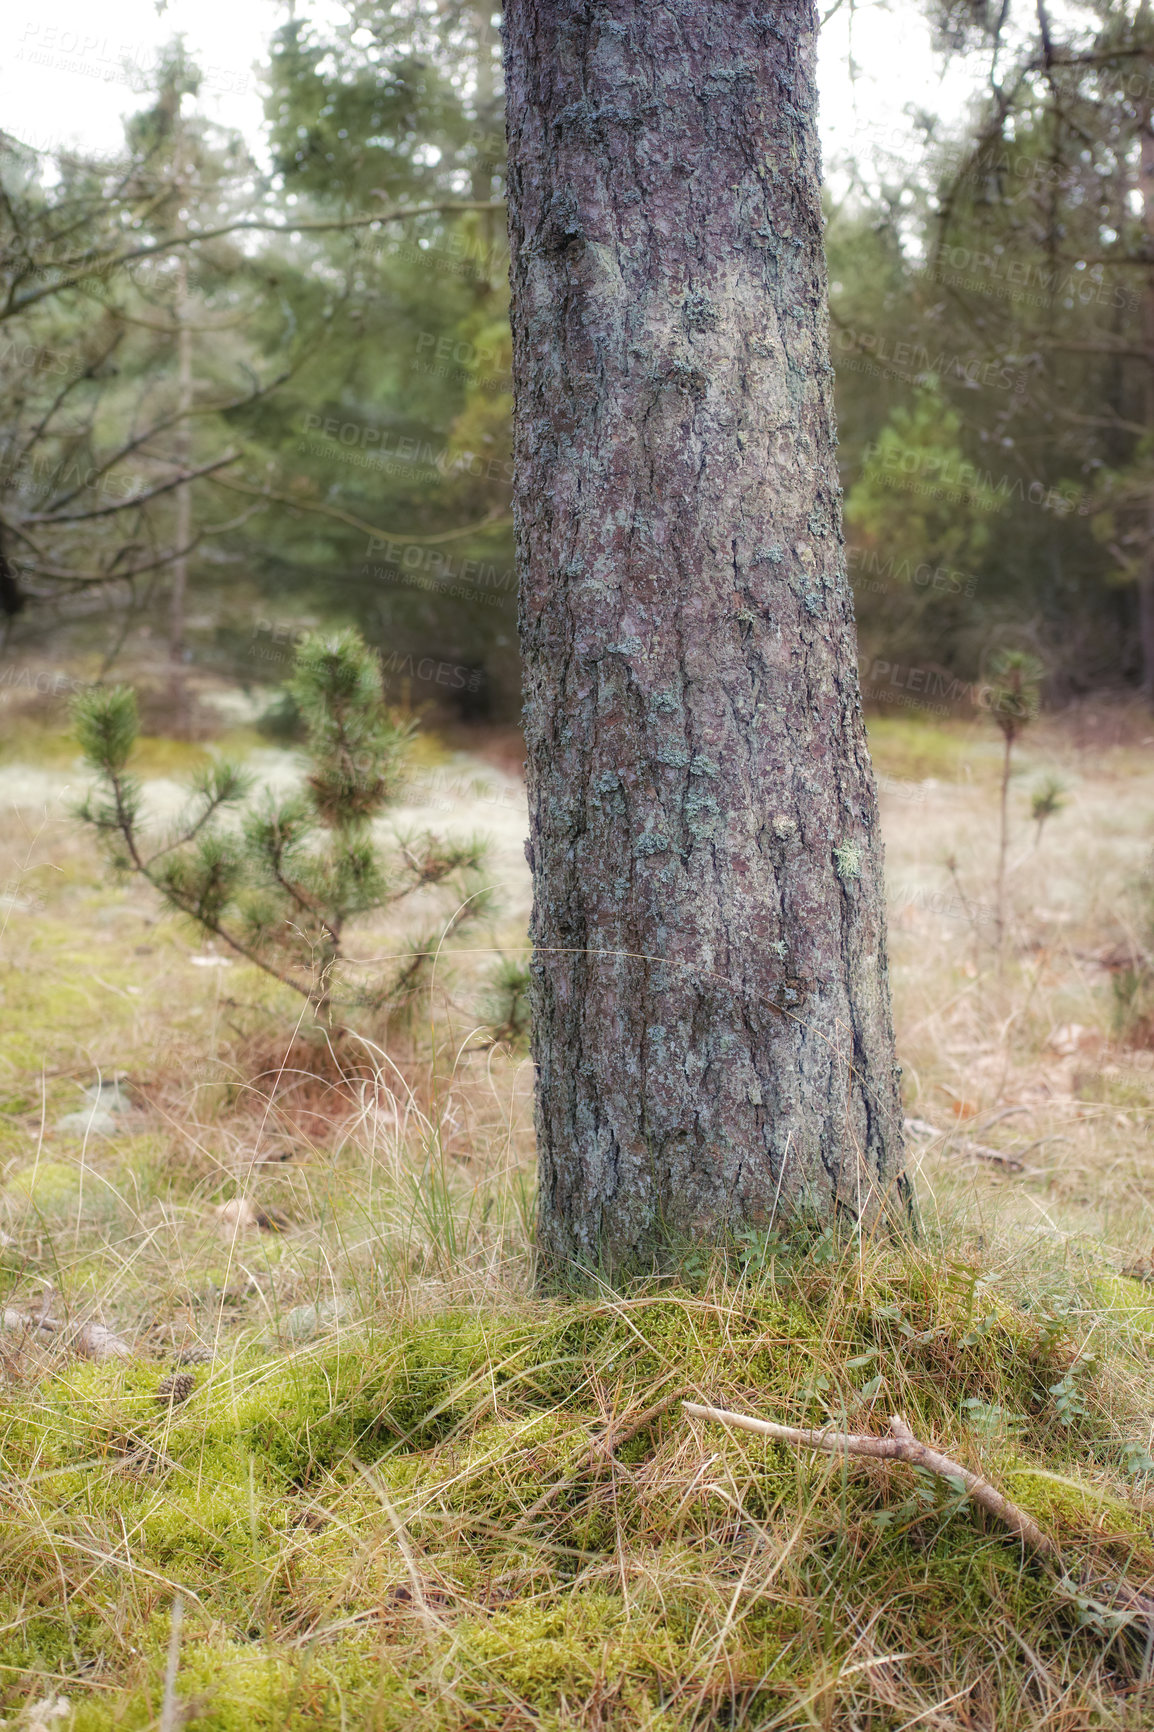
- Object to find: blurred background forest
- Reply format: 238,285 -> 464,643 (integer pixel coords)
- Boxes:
4,0 -> 1154,730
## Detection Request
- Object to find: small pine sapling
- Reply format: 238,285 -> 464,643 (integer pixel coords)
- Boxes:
986,649 -> 1044,957
1030,776 -> 1067,847
479,956 -> 533,1051
73,629 -> 492,1025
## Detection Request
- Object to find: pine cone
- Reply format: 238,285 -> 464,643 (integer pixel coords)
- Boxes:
157,1372 -> 196,1406
176,1343 -> 213,1365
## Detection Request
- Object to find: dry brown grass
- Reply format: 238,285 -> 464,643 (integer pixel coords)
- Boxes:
0,701 -> 1153,1730
873,707 -> 1154,1262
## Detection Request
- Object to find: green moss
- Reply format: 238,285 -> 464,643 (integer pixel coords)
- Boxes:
3,1159 -> 85,1214
1003,1464 -> 1153,1551
457,1593 -> 686,1711
7,703 -> 1154,1726
0,1235 -> 1151,1724
1094,1274 -> 1154,1330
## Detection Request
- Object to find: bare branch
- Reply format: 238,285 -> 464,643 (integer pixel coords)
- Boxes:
23,451 -> 239,524
34,366 -> 292,516
684,1402 -> 1154,1631
686,1401 -> 1057,1553
8,336 -> 123,475
208,473 -> 511,547
5,200 -> 506,320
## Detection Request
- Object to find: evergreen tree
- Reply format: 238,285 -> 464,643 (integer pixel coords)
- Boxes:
72,628 -> 491,1022
0,46 -> 298,648
212,1 -> 518,713
905,0 -> 1154,693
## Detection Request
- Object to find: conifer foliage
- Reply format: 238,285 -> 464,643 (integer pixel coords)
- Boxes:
72,628 -> 490,1021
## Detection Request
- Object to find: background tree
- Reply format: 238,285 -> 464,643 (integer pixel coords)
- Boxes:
215,0 -> 518,714
833,0 -> 1154,695
10,4 -> 1154,717
0,49 -> 287,640
0,22 -> 514,705
504,0 -> 910,1279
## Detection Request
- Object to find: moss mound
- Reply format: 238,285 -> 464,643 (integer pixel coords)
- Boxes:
3,1245 -> 1153,1729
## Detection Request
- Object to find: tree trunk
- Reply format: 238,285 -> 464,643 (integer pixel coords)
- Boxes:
1140,114 -> 1154,699
504,0 -> 908,1280
169,246 -> 193,667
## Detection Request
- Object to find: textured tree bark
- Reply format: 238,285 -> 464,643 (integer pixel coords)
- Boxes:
1139,117 -> 1154,700
504,0 -> 908,1280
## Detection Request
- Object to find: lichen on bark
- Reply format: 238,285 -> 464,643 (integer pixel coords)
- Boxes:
504,0 -> 908,1280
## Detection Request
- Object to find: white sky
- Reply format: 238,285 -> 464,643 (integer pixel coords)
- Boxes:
0,0 -> 982,181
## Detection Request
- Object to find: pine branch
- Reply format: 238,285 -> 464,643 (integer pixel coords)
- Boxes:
141,772 -> 252,866
22,451 -> 239,524
208,473 -> 512,547
72,631 -> 491,1022
145,878 -> 316,1001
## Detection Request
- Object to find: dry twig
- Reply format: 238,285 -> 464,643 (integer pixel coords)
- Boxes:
2,1307 -> 131,1361
904,1117 -> 1035,1173
685,1403 -> 1055,1554
683,1402 -> 1154,1634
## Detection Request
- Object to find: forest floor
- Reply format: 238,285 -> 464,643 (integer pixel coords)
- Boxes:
2,684 -> 1154,1730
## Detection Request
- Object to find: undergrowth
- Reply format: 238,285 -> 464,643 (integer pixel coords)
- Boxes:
4,709 -> 1154,1728
3,1235 -> 1154,1732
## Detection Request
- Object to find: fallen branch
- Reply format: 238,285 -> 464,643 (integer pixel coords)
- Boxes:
904,1116 -> 1034,1173
683,1402 -> 1154,1633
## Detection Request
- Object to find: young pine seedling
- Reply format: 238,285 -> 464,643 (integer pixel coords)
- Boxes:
72,628 -> 492,1026
1030,775 -> 1067,848
986,648 -> 1045,957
